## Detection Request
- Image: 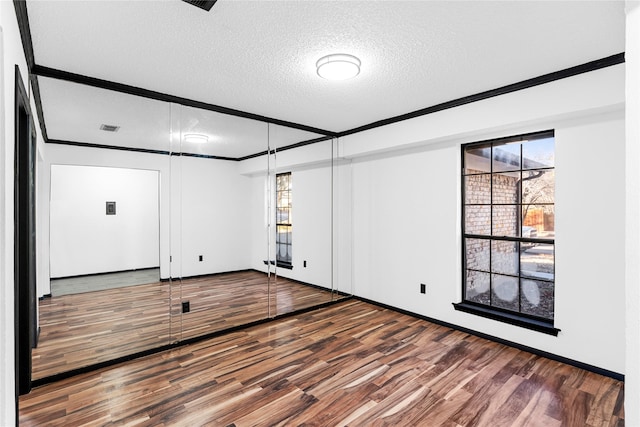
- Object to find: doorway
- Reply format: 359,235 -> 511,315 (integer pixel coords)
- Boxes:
14,66 -> 36,396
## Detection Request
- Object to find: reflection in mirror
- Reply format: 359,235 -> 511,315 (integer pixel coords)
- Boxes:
33,78 -> 173,380
171,106 -> 339,340
33,76 -> 352,381
332,137 -> 354,300
49,165 -> 161,294
266,128 -> 351,316
171,103 -> 273,341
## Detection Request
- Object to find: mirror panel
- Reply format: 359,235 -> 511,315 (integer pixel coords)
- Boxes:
171,103 -> 272,341
332,137 -> 354,299
269,124 -> 337,314
34,77 -> 173,379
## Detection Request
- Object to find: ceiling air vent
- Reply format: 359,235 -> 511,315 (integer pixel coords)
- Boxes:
100,124 -> 120,132
182,0 -> 217,12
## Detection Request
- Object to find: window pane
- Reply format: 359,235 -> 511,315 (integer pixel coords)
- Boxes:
523,137 -> 554,169
493,142 -> 521,172
491,274 -> 519,312
277,208 -> 290,223
465,270 -> 490,305
523,205 -> 554,238
492,172 -> 520,204
464,143 -> 492,174
492,205 -> 518,237
465,174 -> 490,204
520,279 -> 554,320
522,170 -> 554,205
491,240 -> 519,276
465,239 -> 490,271
465,205 -> 490,235
277,227 -> 291,244
521,243 -> 554,281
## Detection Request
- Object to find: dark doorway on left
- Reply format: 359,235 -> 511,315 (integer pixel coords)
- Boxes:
14,65 -> 36,397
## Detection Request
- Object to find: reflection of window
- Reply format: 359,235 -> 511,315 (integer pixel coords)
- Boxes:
276,172 -> 292,268
455,131 -> 557,334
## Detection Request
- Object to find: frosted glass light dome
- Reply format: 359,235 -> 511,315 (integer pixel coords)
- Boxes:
316,54 -> 361,80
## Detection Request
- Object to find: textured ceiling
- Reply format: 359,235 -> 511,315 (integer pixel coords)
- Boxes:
26,0 -> 625,145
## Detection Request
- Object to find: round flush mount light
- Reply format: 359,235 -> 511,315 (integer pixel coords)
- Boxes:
316,54 -> 361,80
184,134 -> 208,144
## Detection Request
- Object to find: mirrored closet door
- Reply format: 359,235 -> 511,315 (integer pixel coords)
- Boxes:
32,76 -> 352,382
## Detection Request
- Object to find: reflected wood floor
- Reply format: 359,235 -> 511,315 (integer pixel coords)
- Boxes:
22,299 -> 624,426
33,270 -> 338,379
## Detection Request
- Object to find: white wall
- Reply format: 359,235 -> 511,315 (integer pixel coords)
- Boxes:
49,165 -> 160,278
174,156 -> 252,277
625,1 -> 640,424
343,64 -> 626,375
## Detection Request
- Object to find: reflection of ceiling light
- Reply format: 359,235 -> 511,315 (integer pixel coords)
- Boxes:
184,134 -> 208,144
316,54 -> 361,80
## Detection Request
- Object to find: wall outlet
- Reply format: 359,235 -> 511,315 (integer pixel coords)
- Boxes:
198,255 -> 203,262
182,301 -> 190,313
420,283 -> 426,294
304,260 -> 307,268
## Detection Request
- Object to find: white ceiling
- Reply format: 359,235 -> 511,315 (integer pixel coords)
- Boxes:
26,0 -> 625,154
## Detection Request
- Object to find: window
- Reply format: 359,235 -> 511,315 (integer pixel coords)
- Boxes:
455,131 -> 557,335
276,172 -> 293,268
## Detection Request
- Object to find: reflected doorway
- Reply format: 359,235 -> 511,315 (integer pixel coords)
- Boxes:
33,165 -> 165,380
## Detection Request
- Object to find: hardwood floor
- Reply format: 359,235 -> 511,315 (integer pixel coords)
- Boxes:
21,299 -> 624,426
33,270 -> 339,380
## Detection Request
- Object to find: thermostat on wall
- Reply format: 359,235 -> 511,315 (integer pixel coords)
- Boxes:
106,201 -> 116,215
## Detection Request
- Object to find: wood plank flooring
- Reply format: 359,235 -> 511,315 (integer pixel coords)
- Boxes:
33,271 -> 339,380
21,299 -> 625,426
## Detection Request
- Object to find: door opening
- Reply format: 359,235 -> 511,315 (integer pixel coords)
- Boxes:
14,65 -> 36,396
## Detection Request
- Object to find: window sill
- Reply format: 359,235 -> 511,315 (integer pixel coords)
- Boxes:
452,302 -> 560,336
263,260 -> 293,270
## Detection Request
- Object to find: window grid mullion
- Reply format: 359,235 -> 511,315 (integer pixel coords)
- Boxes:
518,142 -> 523,314
489,144 -> 493,308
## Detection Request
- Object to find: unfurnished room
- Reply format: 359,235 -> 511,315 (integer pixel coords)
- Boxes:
1,1 -> 640,426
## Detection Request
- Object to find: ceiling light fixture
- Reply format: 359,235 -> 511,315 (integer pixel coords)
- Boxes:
316,54 -> 361,81
184,134 -> 209,144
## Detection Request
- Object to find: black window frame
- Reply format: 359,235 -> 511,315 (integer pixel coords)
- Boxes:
453,130 -> 560,336
275,172 -> 293,269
